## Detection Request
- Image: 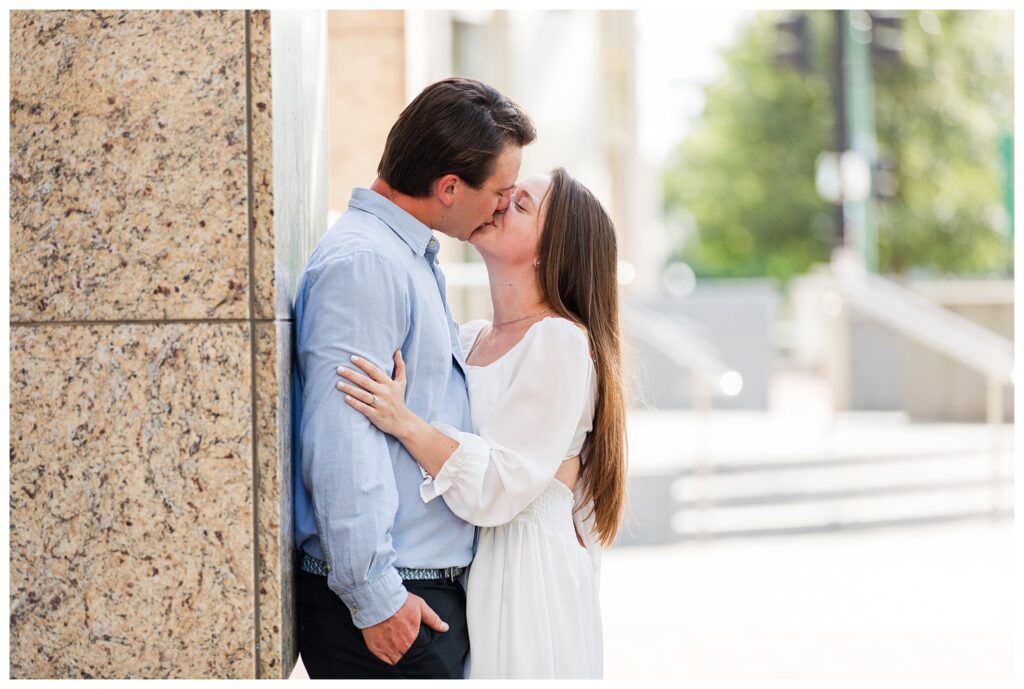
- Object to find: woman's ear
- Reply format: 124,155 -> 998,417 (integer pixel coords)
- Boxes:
433,174 -> 460,208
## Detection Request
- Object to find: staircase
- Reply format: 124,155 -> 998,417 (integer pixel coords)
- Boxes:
614,410 -> 1014,546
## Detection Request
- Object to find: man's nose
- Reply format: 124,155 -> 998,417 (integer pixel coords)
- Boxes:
494,195 -> 511,213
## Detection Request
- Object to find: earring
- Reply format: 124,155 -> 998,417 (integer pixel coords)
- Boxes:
534,258 -> 541,268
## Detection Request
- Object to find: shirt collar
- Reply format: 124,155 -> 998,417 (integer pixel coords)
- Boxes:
348,187 -> 439,259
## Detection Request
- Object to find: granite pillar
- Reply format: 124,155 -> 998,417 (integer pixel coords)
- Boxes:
9,9 -> 327,678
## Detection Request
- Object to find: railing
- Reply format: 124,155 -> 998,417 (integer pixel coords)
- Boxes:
826,248 -> 1014,517
622,298 -> 745,539
829,251 -> 1013,384
622,298 -> 743,401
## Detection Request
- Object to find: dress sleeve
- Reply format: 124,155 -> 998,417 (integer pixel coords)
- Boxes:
420,318 -> 596,527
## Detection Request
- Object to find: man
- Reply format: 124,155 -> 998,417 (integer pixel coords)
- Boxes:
292,78 -> 536,679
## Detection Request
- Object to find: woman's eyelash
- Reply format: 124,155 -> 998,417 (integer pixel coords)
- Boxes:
513,200 -> 525,211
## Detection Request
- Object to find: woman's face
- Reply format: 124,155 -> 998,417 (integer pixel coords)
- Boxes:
468,173 -> 553,265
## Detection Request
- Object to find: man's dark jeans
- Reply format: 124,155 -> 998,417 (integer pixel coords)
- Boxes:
297,568 -> 469,679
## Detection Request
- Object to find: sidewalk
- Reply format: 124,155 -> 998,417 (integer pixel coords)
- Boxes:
602,376 -> 1014,678
601,518 -> 1014,678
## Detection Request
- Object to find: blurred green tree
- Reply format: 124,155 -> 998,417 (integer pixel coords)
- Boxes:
663,10 -> 1014,282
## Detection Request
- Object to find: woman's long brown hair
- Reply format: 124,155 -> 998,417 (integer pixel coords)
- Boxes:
537,167 -> 627,547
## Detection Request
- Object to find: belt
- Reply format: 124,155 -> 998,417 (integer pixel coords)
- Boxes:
300,552 -> 464,582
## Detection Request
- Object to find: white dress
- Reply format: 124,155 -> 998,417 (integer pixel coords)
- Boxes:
419,316 -> 604,679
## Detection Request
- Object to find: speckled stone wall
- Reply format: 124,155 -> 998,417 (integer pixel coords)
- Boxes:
10,9 -> 327,678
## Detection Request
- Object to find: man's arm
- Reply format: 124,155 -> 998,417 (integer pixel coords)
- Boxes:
297,250 -> 411,627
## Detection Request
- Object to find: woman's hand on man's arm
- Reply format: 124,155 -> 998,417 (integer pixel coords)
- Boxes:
336,350 -> 460,477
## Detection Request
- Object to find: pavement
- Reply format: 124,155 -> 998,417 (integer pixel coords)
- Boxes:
600,518 -> 1014,679
604,373 -> 1015,678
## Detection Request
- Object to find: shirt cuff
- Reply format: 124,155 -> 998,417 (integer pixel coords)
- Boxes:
331,565 -> 407,629
419,423 -> 488,503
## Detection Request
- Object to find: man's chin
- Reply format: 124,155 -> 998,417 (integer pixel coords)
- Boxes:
468,221 -> 496,242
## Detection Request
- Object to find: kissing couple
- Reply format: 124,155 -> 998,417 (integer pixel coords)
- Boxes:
293,77 -> 627,679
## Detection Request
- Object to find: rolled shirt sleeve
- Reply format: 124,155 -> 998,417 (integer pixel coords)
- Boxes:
419,318 -> 596,527
297,250 -> 410,628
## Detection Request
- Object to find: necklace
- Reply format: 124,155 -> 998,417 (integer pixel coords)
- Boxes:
492,309 -> 553,328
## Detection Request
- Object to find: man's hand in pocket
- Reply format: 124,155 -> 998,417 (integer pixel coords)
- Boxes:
361,592 -> 449,665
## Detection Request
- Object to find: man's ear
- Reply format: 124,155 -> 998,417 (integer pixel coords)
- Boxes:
433,174 -> 460,209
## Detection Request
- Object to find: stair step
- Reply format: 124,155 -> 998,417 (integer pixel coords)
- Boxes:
670,482 -> 1014,536
677,477 -> 1012,509
672,451 -> 1014,503
616,467 -> 1014,546
674,510 -> 1014,541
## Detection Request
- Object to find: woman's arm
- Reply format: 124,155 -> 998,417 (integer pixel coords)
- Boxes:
336,319 -> 597,528
394,416 -> 459,479
336,351 -> 459,477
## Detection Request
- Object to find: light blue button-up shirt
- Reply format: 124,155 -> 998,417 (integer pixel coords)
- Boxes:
292,187 -> 475,629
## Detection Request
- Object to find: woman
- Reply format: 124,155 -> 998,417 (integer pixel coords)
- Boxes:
334,167 -> 627,678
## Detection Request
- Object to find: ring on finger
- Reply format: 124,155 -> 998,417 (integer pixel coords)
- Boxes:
370,394 -> 377,406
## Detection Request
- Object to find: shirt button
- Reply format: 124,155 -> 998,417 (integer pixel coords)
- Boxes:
428,239 -> 438,250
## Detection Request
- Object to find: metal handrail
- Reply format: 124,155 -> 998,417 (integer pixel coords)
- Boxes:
828,249 -> 1012,519
623,298 -> 740,396
832,255 -> 1013,384
623,298 -> 744,540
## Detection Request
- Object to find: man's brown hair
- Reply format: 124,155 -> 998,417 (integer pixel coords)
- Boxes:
377,77 -> 536,197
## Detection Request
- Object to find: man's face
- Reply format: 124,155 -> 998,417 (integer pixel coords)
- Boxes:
445,145 -> 522,241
